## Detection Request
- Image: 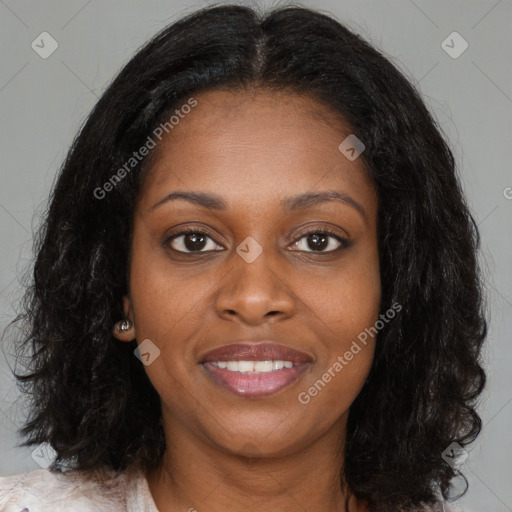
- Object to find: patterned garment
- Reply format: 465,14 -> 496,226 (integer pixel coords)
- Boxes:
0,464 -> 473,512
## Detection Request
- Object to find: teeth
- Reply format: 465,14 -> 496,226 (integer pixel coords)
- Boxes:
238,361 -> 256,372
226,361 -> 238,371
272,360 -> 284,370
209,360 -> 296,373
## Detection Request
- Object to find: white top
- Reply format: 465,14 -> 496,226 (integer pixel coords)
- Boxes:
0,464 -> 473,512
0,464 -> 157,512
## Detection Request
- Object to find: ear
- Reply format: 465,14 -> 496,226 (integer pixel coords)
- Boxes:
112,295 -> 136,342
122,295 -> 134,321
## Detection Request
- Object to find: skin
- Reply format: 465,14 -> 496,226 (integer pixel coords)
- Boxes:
114,88 -> 381,512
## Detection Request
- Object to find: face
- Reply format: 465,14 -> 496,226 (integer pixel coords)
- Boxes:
119,88 -> 381,458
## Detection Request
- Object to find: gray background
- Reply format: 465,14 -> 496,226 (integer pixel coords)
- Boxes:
0,0 -> 511,510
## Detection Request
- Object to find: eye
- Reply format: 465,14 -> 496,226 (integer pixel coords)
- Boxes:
165,229 -> 224,253
291,229 -> 348,253
164,227 -> 349,255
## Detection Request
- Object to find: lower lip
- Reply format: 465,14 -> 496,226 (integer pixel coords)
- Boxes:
202,362 -> 310,398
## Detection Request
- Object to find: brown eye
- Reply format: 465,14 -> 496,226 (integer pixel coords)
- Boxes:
291,230 -> 348,253
166,229 -> 223,253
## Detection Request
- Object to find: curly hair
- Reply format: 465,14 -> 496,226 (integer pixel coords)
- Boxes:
8,4 -> 487,511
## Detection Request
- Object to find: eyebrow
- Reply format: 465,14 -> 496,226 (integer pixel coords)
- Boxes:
148,190 -> 367,222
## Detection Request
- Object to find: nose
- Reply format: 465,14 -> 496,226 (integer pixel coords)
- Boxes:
215,249 -> 296,326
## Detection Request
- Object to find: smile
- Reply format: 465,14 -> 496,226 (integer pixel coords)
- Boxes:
202,361 -> 310,398
209,360 -> 295,372
200,342 -> 312,398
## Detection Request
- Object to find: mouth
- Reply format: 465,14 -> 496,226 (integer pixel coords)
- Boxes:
200,342 -> 312,398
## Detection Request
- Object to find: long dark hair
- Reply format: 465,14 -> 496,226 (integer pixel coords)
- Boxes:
9,4 -> 487,511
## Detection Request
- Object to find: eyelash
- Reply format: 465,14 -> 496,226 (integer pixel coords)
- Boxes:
163,226 -> 350,255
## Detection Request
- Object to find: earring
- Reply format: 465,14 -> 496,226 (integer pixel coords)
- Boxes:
117,319 -> 132,332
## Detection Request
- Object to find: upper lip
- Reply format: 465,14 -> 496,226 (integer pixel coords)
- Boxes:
200,342 -> 313,364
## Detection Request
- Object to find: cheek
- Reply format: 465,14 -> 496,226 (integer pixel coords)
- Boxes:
126,243 -> 208,406
128,228 -> 205,338
294,246 -> 380,401
297,246 -> 381,338
128,251 -> 202,409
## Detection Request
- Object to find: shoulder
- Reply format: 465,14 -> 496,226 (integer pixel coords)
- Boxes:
0,464 -> 150,512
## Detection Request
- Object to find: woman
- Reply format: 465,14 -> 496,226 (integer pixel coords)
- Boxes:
0,4 -> 486,511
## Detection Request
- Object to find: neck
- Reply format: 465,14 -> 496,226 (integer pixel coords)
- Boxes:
145,413 -> 364,512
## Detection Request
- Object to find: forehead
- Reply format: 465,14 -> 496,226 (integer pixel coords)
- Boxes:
138,88 -> 375,212
153,88 -> 350,147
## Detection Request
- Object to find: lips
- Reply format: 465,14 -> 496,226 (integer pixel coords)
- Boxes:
201,342 -> 312,365
200,342 -> 312,398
